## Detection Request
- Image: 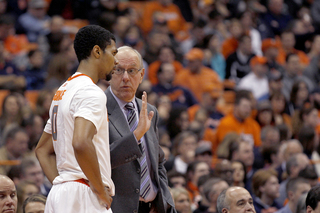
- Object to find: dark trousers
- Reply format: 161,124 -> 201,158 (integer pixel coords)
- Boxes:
138,201 -> 151,213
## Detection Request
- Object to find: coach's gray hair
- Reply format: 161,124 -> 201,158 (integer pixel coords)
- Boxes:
117,46 -> 143,68
217,188 -> 229,213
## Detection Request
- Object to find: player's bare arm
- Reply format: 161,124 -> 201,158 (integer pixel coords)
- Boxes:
72,117 -> 112,209
133,91 -> 154,141
35,131 -> 59,184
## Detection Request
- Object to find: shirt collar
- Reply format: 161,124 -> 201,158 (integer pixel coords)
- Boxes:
110,87 -> 137,111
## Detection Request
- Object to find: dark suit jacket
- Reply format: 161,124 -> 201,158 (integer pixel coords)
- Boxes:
105,87 -> 176,213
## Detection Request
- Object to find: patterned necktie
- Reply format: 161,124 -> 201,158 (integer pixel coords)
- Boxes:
125,102 -> 151,199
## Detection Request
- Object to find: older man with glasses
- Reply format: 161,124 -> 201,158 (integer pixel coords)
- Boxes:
105,46 -> 176,213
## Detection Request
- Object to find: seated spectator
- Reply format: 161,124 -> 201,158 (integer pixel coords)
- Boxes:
231,160 -> 246,188
298,165 -> 319,188
258,0 -> 292,39
170,131 -> 197,174
186,161 -> 210,204
216,90 -> 261,147
141,0 -> 189,39
282,53 -> 313,101
45,53 -> 72,90
148,46 -> 183,85
0,41 -> 26,90
18,0 -> 50,43
221,19 -> 243,59
288,80 -> 310,113
240,11 -> 262,56
204,33 -> 226,80
24,49 -> 45,90
198,178 -> 229,213
275,177 -> 311,213
171,187 -> 192,213
270,92 -> 292,128
225,34 -> 255,84
20,157 -> 51,196
22,194 -> 46,213
229,140 -> 255,193
262,38 -> 285,76
255,101 -> 273,128
298,126 -> 318,159
277,30 -> 310,67
292,106 -> 318,139
0,127 -> 29,175
167,170 -> 187,189
216,133 -> 241,159
276,153 -> 310,206
253,126 -> 280,170
166,107 -> 190,140
0,93 -> 24,137
194,143 -> 213,169
16,181 -> 39,213
214,159 -> 234,186
268,72 -> 284,99
152,62 -> 197,108
252,169 -> 281,213
238,56 -> 269,101
304,54 -> 320,88
0,175 -> 17,213
174,48 -> 222,102
216,186 -> 255,213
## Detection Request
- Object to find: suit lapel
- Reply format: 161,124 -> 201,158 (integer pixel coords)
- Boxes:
106,87 -> 130,136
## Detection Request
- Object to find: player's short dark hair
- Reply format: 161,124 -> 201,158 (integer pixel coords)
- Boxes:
73,25 -> 115,62
306,185 -> 320,210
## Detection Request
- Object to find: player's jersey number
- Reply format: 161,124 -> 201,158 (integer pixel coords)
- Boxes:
52,105 -> 58,141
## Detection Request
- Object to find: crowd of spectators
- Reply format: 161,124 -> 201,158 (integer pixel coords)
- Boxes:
2,0 -> 320,212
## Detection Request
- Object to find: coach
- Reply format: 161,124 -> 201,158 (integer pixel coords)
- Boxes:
105,46 -> 176,213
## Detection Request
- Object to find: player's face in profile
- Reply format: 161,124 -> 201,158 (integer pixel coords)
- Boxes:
101,39 -> 118,81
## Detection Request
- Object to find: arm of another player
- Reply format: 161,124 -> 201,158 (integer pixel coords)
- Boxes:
35,131 -> 59,184
72,117 -> 112,209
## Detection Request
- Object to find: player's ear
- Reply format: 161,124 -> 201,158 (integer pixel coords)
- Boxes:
92,45 -> 101,58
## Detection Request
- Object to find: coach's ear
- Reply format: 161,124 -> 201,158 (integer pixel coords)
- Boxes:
139,68 -> 145,83
92,45 -> 101,59
222,208 -> 229,213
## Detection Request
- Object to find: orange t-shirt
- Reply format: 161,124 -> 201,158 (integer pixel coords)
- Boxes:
216,113 -> 261,147
148,60 -> 183,85
174,66 -> 222,102
141,2 -> 188,36
222,37 -> 238,59
276,48 -> 310,66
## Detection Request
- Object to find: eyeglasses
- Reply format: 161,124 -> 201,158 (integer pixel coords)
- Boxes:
113,68 -> 142,76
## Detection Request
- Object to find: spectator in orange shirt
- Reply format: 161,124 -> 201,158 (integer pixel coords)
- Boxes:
174,48 -> 222,102
216,90 -> 261,147
277,30 -> 310,67
148,46 -> 183,85
141,0 -> 189,39
221,19 -> 243,59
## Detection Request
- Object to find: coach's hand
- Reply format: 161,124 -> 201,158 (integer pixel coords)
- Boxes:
134,91 -> 154,141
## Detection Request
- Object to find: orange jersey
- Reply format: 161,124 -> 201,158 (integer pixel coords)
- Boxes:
174,66 -> 222,102
216,113 -> 261,147
148,60 -> 183,85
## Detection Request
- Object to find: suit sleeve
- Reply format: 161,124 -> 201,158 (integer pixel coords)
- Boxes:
153,107 -> 176,212
109,131 -> 142,169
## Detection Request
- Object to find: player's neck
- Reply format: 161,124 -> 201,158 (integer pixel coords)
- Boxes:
77,60 -> 99,84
